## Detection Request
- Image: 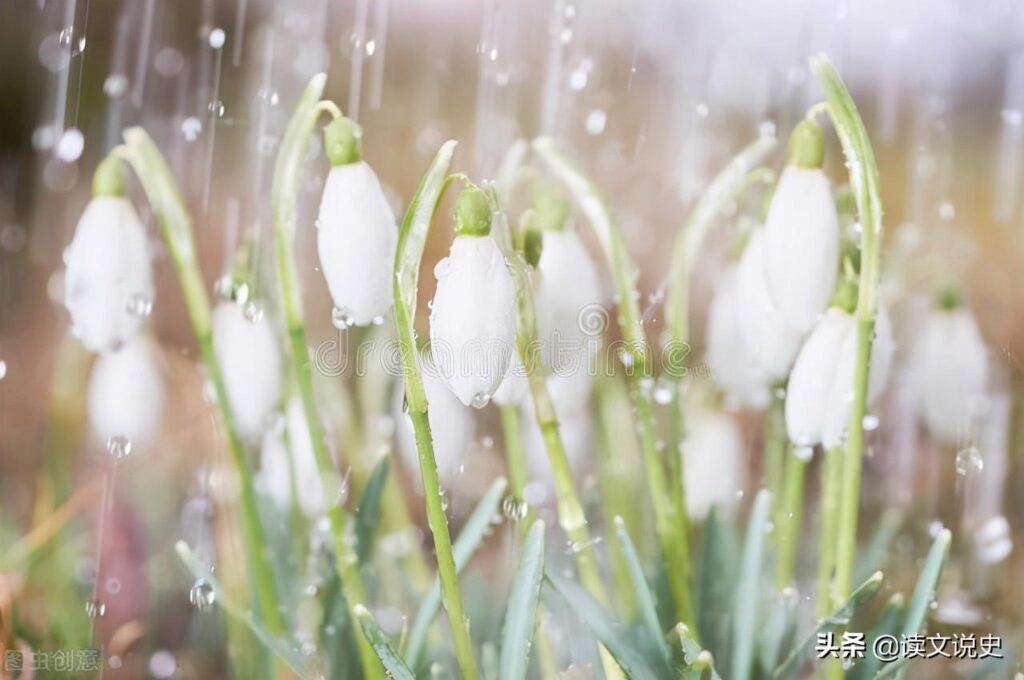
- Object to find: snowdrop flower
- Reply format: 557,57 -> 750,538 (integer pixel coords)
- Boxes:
705,265 -> 772,409
315,116 -> 398,327
396,356 -> 476,480
785,288 -> 894,449
681,407 -> 746,520
763,120 -> 840,333
429,187 -> 517,407
65,156 -> 154,353
212,301 -> 282,438
257,397 -> 325,518
735,230 -> 802,379
911,290 -> 989,445
87,335 -> 165,452
492,353 -> 529,407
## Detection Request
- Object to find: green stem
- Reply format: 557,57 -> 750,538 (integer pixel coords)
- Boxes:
775,451 -> 806,589
118,129 -> 285,638
764,394 -> 786,525
815,447 -> 843,617
533,137 -> 696,629
392,140 -> 479,680
810,55 -> 884,609
271,73 -> 380,679
500,405 -> 532,534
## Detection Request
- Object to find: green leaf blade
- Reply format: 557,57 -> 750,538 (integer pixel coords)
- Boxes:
498,520 -> 546,680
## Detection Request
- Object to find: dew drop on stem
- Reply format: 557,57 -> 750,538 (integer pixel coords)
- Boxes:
85,598 -> 106,618
106,435 -> 133,459
955,446 -> 983,476
189,578 -> 216,610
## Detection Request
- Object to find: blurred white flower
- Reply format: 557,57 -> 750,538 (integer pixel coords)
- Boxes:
735,230 -> 802,379
681,408 -> 746,520
785,307 -> 894,448
911,304 -> 989,445
257,396 -> 326,518
535,228 -> 603,406
520,389 -> 591,484
396,359 -> 476,480
705,265 -> 772,409
316,161 -> 398,326
212,302 -> 282,438
429,201 -> 517,407
64,196 -> 154,352
87,335 -> 165,450
763,120 -> 839,333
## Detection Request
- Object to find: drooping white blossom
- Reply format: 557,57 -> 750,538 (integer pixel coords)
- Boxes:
257,396 -> 326,518
735,230 -> 802,379
763,119 -> 840,332
212,301 -> 282,437
492,352 -> 529,407
316,161 -> 398,327
705,265 -> 772,409
429,189 -> 517,408
87,335 -> 165,451
911,304 -> 989,445
64,196 -> 154,353
785,306 -> 894,449
681,408 -> 746,520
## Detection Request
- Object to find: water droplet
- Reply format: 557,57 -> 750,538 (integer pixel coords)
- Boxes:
208,28 -> 226,49
695,101 -> 710,118
585,109 -> 607,135
56,128 -> 84,162
58,26 -> 74,48
106,435 -> 133,459
371,315 -> 385,326
433,257 -> 451,279
154,48 -> 184,77
793,445 -> 814,462
560,28 -> 573,44
618,350 -> 635,369
470,392 -> 491,409
0,361 -> 6,380
569,66 -> 588,91
653,378 -> 673,405
148,650 -> 177,679
243,301 -> 264,323
125,292 -> 153,318
104,74 -> 129,97
501,494 -> 528,521
181,117 -> 203,142
189,578 -> 216,610
105,577 -> 122,594
439,489 -> 450,512
364,39 -> 376,56
862,414 -> 880,431
256,88 -> 280,106
208,100 -> 226,117
85,598 -> 106,618
938,201 -> 956,221
331,306 -> 354,330
955,446 -> 983,476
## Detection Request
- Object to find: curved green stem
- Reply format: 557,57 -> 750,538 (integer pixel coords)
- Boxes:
809,55 -> 884,609
392,140 -> 479,680
815,447 -> 843,617
118,129 -> 285,638
775,450 -> 806,589
270,73 -> 381,679
533,137 -> 696,630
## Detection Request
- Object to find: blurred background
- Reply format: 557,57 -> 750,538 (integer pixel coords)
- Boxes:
2,0 -> 1024,677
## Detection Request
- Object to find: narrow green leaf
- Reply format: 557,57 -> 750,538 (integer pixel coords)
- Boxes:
404,477 -> 508,668
354,604 -> 417,680
545,572 -> 664,680
356,458 -> 390,565
757,588 -> 798,674
853,509 -> 902,585
849,593 -> 903,680
175,541 -> 312,679
697,507 -> 740,658
731,489 -> 771,680
614,516 -> 673,666
498,520 -> 546,680
891,528 -> 951,680
675,624 -> 723,680
772,571 -> 884,679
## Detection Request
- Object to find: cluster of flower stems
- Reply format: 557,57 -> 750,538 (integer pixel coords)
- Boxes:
91,54 -> 881,679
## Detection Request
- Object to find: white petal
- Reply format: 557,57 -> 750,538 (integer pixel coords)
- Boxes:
87,335 -> 164,449
763,166 -> 839,332
682,410 -> 746,520
536,229 -> 603,394
492,351 -> 529,406
65,197 -> 154,352
212,302 -> 282,437
705,266 -> 771,409
785,308 -> 853,446
735,230 -> 803,379
520,389 -> 591,484
256,428 -> 292,512
396,359 -> 476,480
283,396 -> 327,518
316,162 -> 398,326
912,308 -> 989,444
429,235 -> 517,406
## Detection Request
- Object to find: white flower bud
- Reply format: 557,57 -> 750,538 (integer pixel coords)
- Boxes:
763,140 -> 839,333
429,234 -> 517,407
705,266 -> 771,409
87,335 -> 165,450
735,230 -> 802,379
64,196 -> 154,352
396,359 -> 476,480
911,306 -> 989,445
682,409 -> 746,520
520,390 -> 590,484
785,307 -> 894,448
257,397 -> 326,518
492,352 -> 529,407
212,302 -> 282,437
535,228 -> 603,406
316,161 -> 398,326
